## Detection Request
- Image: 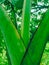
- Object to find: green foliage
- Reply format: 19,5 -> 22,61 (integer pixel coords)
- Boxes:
0,0 -> 49,65
40,42 -> 49,65
38,0 -> 41,2
34,0 -> 37,3
21,0 -> 31,47
21,9 -> 49,65
8,0 -> 24,9
0,0 -> 5,4
0,6 -> 25,65
44,0 -> 48,4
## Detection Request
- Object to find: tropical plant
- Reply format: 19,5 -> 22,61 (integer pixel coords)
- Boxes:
0,0 -> 49,65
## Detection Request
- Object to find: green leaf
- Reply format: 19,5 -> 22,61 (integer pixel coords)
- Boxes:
21,0 -> 31,47
0,5 -> 25,65
21,9 -> 49,65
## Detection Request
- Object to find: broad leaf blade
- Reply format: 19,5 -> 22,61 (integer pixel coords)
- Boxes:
0,5 -> 25,65
21,9 -> 49,65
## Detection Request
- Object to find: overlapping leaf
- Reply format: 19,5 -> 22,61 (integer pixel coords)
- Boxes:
0,0 -> 49,65
21,9 -> 49,65
0,5 -> 25,65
